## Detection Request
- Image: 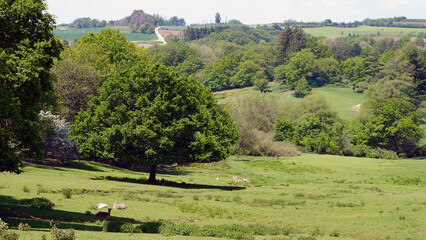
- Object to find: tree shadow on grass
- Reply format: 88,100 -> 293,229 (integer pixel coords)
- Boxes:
91,176 -> 246,191
0,195 -> 139,232
25,160 -> 106,172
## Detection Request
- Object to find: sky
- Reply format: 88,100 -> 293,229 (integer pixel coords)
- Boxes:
46,0 -> 426,25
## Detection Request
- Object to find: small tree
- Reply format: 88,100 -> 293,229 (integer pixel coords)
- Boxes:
215,12 -> 221,24
295,77 -> 311,97
70,62 -> 239,182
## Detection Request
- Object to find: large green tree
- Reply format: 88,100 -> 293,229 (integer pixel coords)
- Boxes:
70,62 -> 239,182
276,27 -> 307,64
0,0 -> 62,173
52,29 -> 147,122
350,98 -> 423,155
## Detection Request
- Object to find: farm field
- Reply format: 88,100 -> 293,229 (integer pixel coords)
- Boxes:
53,27 -> 158,42
303,25 -> 426,39
0,154 -> 425,239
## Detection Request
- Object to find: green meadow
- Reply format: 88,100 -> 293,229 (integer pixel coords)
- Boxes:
214,82 -> 365,120
53,27 -> 158,42
303,25 -> 426,39
0,154 -> 425,239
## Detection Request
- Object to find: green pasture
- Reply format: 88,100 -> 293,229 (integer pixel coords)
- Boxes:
0,154 -> 425,239
214,82 -> 364,120
53,27 -> 157,42
303,25 -> 426,39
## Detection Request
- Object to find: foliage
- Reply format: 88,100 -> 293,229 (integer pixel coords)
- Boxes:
52,29 -> 147,122
326,37 -> 361,61
295,77 -> 311,97
215,12 -> 221,24
339,56 -> 370,84
350,98 -> 423,155
205,53 -> 239,90
62,188 -> 72,199
184,26 -> 230,41
39,111 -> 77,161
229,94 -> 300,156
277,96 -> 345,154
274,119 -> 294,141
18,223 -> 30,231
18,197 -> 54,209
69,17 -> 107,28
51,225 -> 75,240
70,62 -> 238,182
365,46 -> 426,105
0,0 -> 63,173
276,27 -> 307,64
279,49 -> 338,88
1,218 -> 20,240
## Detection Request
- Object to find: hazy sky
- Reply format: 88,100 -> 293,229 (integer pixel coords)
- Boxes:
46,0 -> 426,25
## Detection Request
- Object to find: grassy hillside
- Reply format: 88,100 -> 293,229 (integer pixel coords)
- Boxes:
53,27 -> 158,42
303,25 -> 426,39
214,82 -> 365,120
0,154 -> 424,239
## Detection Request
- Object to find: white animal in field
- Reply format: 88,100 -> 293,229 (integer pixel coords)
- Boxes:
95,208 -> 111,218
233,175 -> 250,183
94,203 -> 109,209
113,201 -> 127,209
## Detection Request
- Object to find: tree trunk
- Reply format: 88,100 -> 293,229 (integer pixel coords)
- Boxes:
148,165 -> 157,183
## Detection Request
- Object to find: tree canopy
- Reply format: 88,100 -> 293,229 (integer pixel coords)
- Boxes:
0,0 -> 62,173
69,62 -> 239,182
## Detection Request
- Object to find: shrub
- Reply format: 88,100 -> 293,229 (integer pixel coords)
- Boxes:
229,94 -> 300,157
120,223 -> 141,233
2,231 -> 20,240
103,220 -> 140,233
274,119 -> 294,141
18,222 -> 30,231
18,197 -> 54,209
62,188 -> 72,199
0,219 -> 20,240
51,225 -> 75,240
365,148 -> 398,159
22,186 -> 30,193
138,221 -> 163,233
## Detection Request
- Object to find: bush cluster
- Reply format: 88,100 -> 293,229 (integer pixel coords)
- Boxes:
51,225 -> 75,240
0,219 -> 20,240
18,197 -> 54,209
102,220 -> 292,239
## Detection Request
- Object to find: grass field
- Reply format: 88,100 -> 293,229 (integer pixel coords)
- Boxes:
303,25 -> 426,39
0,154 -> 424,239
214,82 -> 365,120
53,27 -> 158,42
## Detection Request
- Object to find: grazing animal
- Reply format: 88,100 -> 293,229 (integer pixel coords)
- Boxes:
94,203 -> 109,209
233,176 -> 250,183
95,208 -> 111,218
113,201 -> 127,209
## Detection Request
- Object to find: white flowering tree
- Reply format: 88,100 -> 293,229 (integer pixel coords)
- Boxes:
39,111 -> 78,161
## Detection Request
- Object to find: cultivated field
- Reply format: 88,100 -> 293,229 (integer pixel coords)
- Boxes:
0,154 -> 425,239
303,25 -> 426,39
53,27 -> 158,42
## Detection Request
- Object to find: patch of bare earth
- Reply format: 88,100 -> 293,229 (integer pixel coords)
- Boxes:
160,30 -> 184,40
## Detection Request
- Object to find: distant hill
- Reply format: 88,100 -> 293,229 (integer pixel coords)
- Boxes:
116,10 -> 148,29
58,10 -> 186,30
